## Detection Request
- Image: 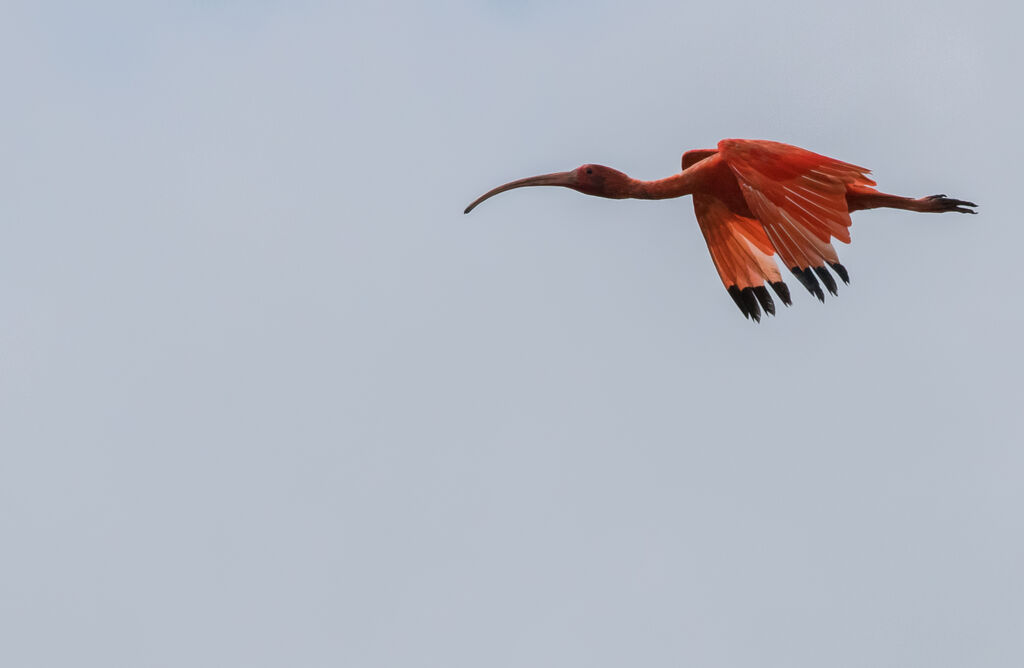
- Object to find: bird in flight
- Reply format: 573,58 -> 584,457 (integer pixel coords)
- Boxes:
465,139 -> 976,321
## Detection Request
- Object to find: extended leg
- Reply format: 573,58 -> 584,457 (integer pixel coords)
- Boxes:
846,186 -> 977,214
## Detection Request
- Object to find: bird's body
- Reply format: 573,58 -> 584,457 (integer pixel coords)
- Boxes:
465,139 -> 976,321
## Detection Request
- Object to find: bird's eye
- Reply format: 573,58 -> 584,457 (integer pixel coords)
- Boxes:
586,168 -> 593,175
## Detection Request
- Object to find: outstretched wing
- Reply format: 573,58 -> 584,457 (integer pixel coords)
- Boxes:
694,193 -> 792,322
718,139 -> 874,300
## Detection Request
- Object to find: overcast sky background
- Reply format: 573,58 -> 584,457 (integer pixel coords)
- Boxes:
2,1 -> 1022,666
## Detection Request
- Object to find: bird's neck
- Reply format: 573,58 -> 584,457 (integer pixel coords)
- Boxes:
627,173 -> 695,200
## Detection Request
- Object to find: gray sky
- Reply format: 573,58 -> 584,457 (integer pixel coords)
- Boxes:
2,1 -> 1022,666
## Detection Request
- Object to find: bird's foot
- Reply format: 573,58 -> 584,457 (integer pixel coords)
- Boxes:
921,194 -> 978,214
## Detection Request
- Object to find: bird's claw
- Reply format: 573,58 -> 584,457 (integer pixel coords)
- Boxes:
925,194 -> 978,214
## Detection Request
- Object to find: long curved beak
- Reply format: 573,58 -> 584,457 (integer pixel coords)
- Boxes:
464,171 -> 576,214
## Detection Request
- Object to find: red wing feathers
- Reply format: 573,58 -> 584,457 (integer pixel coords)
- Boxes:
718,139 -> 867,301
693,193 -> 791,321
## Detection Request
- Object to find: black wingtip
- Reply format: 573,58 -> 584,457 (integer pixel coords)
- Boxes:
813,266 -> 839,296
828,262 -> 850,284
727,285 -> 762,322
790,267 -> 825,302
770,281 -> 792,306
752,285 -> 776,316
742,288 -> 762,323
728,285 -> 750,319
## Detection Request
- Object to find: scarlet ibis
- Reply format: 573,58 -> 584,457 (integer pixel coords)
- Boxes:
465,139 -> 976,321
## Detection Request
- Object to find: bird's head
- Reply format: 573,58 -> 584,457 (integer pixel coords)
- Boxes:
464,164 -> 632,214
